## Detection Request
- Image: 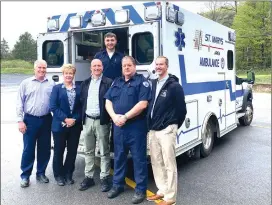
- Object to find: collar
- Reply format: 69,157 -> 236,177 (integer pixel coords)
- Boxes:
157,74 -> 169,84
102,49 -> 122,56
31,76 -> 48,82
121,73 -> 137,83
61,83 -> 76,89
91,74 -> 103,81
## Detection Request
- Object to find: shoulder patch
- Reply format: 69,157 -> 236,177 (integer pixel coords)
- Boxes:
143,81 -> 149,87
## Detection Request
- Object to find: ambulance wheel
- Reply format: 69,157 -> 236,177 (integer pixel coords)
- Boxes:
200,120 -> 214,158
239,101 -> 253,126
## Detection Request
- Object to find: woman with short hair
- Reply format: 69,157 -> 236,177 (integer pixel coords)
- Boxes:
50,64 -> 82,186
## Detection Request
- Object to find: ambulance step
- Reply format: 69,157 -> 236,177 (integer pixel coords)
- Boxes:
237,112 -> 245,119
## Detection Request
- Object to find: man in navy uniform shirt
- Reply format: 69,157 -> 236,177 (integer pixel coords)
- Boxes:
94,32 -> 125,153
104,56 -> 151,204
94,32 -> 124,81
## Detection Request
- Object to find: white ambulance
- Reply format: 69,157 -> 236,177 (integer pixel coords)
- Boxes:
38,1 -> 255,158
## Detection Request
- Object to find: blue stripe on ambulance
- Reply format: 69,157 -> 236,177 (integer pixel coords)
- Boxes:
82,11 -> 95,28
52,15 -> 61,20
60,13 -> 77,32
235,89 -> 244,97
143,2 -> 156,7
122,5 -> 144,24
176,55 -> 244,139
176,125 -> 201,144
178,55 -> 238,101
173,4 -> 179,11
102,8 -> 116,25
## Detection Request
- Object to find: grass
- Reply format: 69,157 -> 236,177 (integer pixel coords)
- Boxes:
1,60 -> 33,74
237,70 -> 271,84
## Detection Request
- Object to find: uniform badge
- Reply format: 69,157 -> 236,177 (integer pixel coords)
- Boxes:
143,81 -> 149,87
160,90 -> 167,97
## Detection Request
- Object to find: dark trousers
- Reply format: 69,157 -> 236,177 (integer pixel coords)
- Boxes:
21,114 -> 52,179
52,124 -> 81,179
110,125 -> 114,152
113,127 -> 148,193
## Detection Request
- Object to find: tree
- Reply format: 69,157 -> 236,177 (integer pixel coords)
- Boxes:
12,32 -> 37,62
232,1 -> 272,70
1,38 -> 10,59
199,1 -> 237,27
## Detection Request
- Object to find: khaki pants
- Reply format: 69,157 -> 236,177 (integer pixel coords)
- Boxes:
82,117 -> 111,179
148,124 -> 178,202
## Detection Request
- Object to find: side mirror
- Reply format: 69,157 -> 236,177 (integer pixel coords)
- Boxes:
247,71 -> 255,84
52,75 -> 59,82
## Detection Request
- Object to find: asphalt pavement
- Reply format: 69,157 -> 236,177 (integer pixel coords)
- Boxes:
1,75 -> 271,205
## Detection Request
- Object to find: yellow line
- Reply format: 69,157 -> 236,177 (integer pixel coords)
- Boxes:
110,169 -> 163,204
251,125 -> 271,129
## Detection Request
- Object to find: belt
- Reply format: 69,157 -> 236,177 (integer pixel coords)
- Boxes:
86,114 -> 100,120
25,113 -> 50,119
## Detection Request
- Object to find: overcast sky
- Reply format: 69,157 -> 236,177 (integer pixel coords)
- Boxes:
1,1 -> 207,49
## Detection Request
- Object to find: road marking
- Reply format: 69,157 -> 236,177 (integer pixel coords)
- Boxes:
251,125 -> 271,129
109,169 -> 163,204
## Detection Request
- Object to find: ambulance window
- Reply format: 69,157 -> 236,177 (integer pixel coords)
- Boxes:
227,50 -> 233,70
132,32 -> 154,65
42,40 -> 64,67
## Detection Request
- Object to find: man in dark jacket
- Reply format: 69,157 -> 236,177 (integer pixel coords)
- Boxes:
146,56 -> 187,205
79,59 -> 113,192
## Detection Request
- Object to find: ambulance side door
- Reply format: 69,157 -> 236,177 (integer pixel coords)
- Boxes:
129,22 -> 160,79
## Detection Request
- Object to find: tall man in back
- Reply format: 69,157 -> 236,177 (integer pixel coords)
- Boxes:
16,59 -> 55,188
94,32 -> 124,80
94,32 -> 125,151
147,56 -> 187,205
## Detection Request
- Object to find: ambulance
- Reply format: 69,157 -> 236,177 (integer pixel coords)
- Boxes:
38,1 -> 255,158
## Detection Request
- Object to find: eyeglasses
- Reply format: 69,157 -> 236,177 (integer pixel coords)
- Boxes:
37,67 -> 46,69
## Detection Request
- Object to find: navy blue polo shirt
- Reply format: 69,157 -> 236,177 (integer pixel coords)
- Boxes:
104,74 -> 151,130
94,50 -> 124,81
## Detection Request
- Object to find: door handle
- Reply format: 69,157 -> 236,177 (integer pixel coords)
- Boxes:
185,118 -> 190,128
219,99 -> 222,106
226,81 -> 229,89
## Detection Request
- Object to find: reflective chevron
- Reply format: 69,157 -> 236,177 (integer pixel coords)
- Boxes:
48,2 -> 159,32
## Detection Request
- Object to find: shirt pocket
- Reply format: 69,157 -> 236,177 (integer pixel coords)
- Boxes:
127,86 -> 136,95
25,84 -> 37,96
111,86 -> 121,101
126,85 -> 138,104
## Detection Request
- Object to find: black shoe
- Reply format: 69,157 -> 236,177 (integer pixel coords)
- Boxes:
132,191 -> 146,204
101,176 -> 111,192
36,175 -> 49,183
65,176 -> 74,185
20,178 -> 30,188
107,186 -> 124,199
78,177 -> 95,191
55,177 -> 65,186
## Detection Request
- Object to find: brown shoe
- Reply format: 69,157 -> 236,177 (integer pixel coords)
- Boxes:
157,201 -> 176,205
147,194 -> 164,201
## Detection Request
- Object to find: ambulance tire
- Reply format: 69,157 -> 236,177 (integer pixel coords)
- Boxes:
200,120 -> 215,158
239,101 -> 253,126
